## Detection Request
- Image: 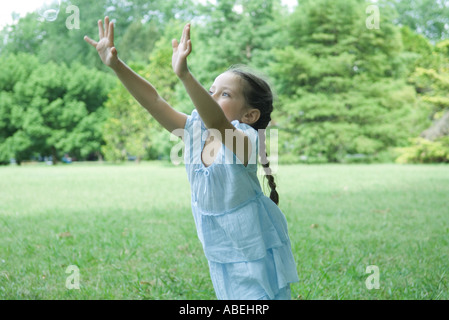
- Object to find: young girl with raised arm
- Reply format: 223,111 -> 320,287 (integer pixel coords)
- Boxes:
85,17 -> 299,300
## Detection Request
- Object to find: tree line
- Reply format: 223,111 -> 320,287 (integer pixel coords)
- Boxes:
0,0 -> 448,164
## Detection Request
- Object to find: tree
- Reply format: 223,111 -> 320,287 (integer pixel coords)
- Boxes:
0,54 -> 114,164
267,0 -> 429,163
0,0 -> 197,69
118,20 -> 161,63
396,39 -> 449,163
389,0 -> 449,42
191,0 -> 286,84
409,40 -> 449,125
101,69 -> 154,162
2,0 -> 448,165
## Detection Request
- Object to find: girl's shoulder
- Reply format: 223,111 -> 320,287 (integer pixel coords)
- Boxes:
230,119 -> 259,144
185,109 -> 202,129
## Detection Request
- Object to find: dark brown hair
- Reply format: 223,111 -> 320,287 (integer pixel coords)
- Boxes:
227,66 -> 279,205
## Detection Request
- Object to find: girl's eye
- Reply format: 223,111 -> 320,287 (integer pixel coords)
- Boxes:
222,92 -> 230,97
209,91 -> 214,95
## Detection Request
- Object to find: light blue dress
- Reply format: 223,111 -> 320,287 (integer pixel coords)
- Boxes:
183,110 -> 299,300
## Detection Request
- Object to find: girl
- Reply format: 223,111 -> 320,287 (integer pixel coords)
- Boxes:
85,18 -> 299,300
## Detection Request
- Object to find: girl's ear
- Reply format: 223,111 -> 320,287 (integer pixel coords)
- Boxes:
242,108 -> 261,125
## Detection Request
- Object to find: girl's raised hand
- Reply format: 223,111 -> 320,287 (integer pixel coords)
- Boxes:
84,16 -> 118,69
172,23 -> 192,79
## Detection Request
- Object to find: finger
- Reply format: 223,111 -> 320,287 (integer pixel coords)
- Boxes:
98,19 -> 104,38
185,23 -> 191,41
108,21 -> 114,43
179,27 -> 185,44
186,39 -> 192,54
104,16 -> 110,38
84,35 -> 98,48
182,23 -> 190,44
111,47 -> 117,57
172,39 -> 179,51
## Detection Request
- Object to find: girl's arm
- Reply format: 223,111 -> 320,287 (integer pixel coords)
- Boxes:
172,24 -> 251,165
84,17 -> 187,133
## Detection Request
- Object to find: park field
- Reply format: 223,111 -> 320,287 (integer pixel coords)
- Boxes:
0,162 -> 448,300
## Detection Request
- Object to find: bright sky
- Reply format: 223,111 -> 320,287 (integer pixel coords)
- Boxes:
0,0 -> 298,30
0,0 -> 49,29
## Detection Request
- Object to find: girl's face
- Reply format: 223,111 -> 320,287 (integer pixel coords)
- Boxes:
209,72 -> 249,123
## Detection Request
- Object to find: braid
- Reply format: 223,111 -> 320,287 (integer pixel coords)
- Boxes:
259,129 -> 279,205
262,153 -> 279,205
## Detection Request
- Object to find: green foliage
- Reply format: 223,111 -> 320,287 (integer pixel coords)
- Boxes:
264,0 -> 442,162
0,53 -> 114,164
191,0 -> 285,84
118,20 -> 161,63
396,31 -> 449,163
267,0 -> 430,163
409,61 -> 449,119
389,0 -> 449,41
1,0 -> 449,164
101,67 -> 156,162
395,137 -> 449,163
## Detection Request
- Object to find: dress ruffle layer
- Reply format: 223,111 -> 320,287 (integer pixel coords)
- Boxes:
193,193 -> 290,263
208,243 -> 297,300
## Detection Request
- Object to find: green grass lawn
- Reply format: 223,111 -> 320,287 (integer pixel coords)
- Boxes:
0,162 -> 448,300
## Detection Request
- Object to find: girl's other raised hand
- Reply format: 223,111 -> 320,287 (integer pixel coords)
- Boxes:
172,23 -> 192,79
84,16 -> 118,69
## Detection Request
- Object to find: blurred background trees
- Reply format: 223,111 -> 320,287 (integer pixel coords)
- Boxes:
0,0 -> 448,164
